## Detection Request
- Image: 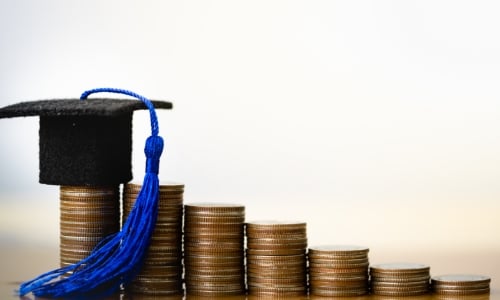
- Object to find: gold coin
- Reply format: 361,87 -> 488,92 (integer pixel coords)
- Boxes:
59,219 -> 118,227
433,288 -> 490,296
371,281 -> 429,289
310,256 -> 369,264
187,215 -> 244,222
371,275 -> 429,284
310,287 -> 368,297
59,229 -> 115,237
371,284 -> 430,291
187,274 -> 244,282
431,274 -> 491,286
187,267 -> 246,276
246,261 -> 306,269
59,235 -> 108,243
185,288 -> 245,297
309,245 -> 369,255
246,248 -> 306,256
184,223 -> 244,231
246,268 -> 306,277
247,286 -> 307,295
61,185 -> 118,195
60,201 -> 118,209
185,203 -> 244,212
247,244 -> 307,251
310,261 -> 369,269
370,263 -> 430,274
184,257 -> 243,266
310,279 -> 368,287
135,266 -> 182,278
184,240 -> 243,248
185,281 -> 245,289
246,232 -> 306,239
185,259 -> 244,266
59,215 -> 118,223
127,284 -> 183,296
247,237 -> 308,244
309,266 -> 368,274
247,253 -> 306,261
246,220 -> 306,230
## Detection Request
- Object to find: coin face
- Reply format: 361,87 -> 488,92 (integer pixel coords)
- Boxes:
246,220 -> 306,233
432,274 -> 491,284
309,245 -> 369,252
370,263 -> 430,272
185,203 -> 245,214
247,220 -> 306,225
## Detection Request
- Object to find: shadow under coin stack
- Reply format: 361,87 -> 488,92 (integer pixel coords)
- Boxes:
431,274 -> 491,297
123,182 -> 184,296
370,263 -> 430,296
184,203 -> 246,297
59,186 -> 120,270
308,245 -> 370,297
246,221 -> 308,297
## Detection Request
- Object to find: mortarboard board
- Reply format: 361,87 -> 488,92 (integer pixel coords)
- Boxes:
0,88 -> 171,298
0,97 -> 172,186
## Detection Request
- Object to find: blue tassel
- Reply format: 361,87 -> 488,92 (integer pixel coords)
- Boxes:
18,88 -> 164,298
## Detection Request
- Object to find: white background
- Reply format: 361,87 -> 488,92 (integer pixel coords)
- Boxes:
0,1 -> 499,260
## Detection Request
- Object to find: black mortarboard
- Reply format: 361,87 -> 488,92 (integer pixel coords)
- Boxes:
0,98 -> 172,186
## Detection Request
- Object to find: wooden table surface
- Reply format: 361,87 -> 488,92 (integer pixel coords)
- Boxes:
1,245 -> 497,300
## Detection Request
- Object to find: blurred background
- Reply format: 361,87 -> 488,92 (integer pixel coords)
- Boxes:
0,0 -> 499,282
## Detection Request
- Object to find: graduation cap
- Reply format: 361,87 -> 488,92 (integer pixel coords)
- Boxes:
0,92 -> 171,186
0,88 -> 171,298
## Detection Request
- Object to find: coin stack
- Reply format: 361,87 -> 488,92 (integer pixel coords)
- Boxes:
123,182 -> 184,296
246,221 -> 308,297
370,263 -> 430,296
432,274 -> 491,296
184,203 -> 246,297
308,245 -> 370,297
59,186 -> 120,270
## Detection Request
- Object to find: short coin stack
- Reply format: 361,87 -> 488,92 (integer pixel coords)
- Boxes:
246,221 -> 308,297
431,274 -> 491,296
370,263 -> 430,296
123,182 -> 184,296
59,186 -> 120,270
308,245 -> 370,297
184,203 -> 246,297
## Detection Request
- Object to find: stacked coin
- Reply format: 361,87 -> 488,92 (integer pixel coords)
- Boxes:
432,274 -> 491,296
370,263 -> 430,296
184,203 -> 246,297
246,221 -> 308,297
308,245 -> 370,297
60,186 -> 120,269
123,182 -> 184,296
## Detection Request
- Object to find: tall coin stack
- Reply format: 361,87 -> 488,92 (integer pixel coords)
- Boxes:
60,186 -> 120,270
123,182 -> 184,296
184,203 -> 246,297
431,274 -> 491,296
308,245 -> 370,297
246,221 -> 308,297
370,263 -> 430,296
